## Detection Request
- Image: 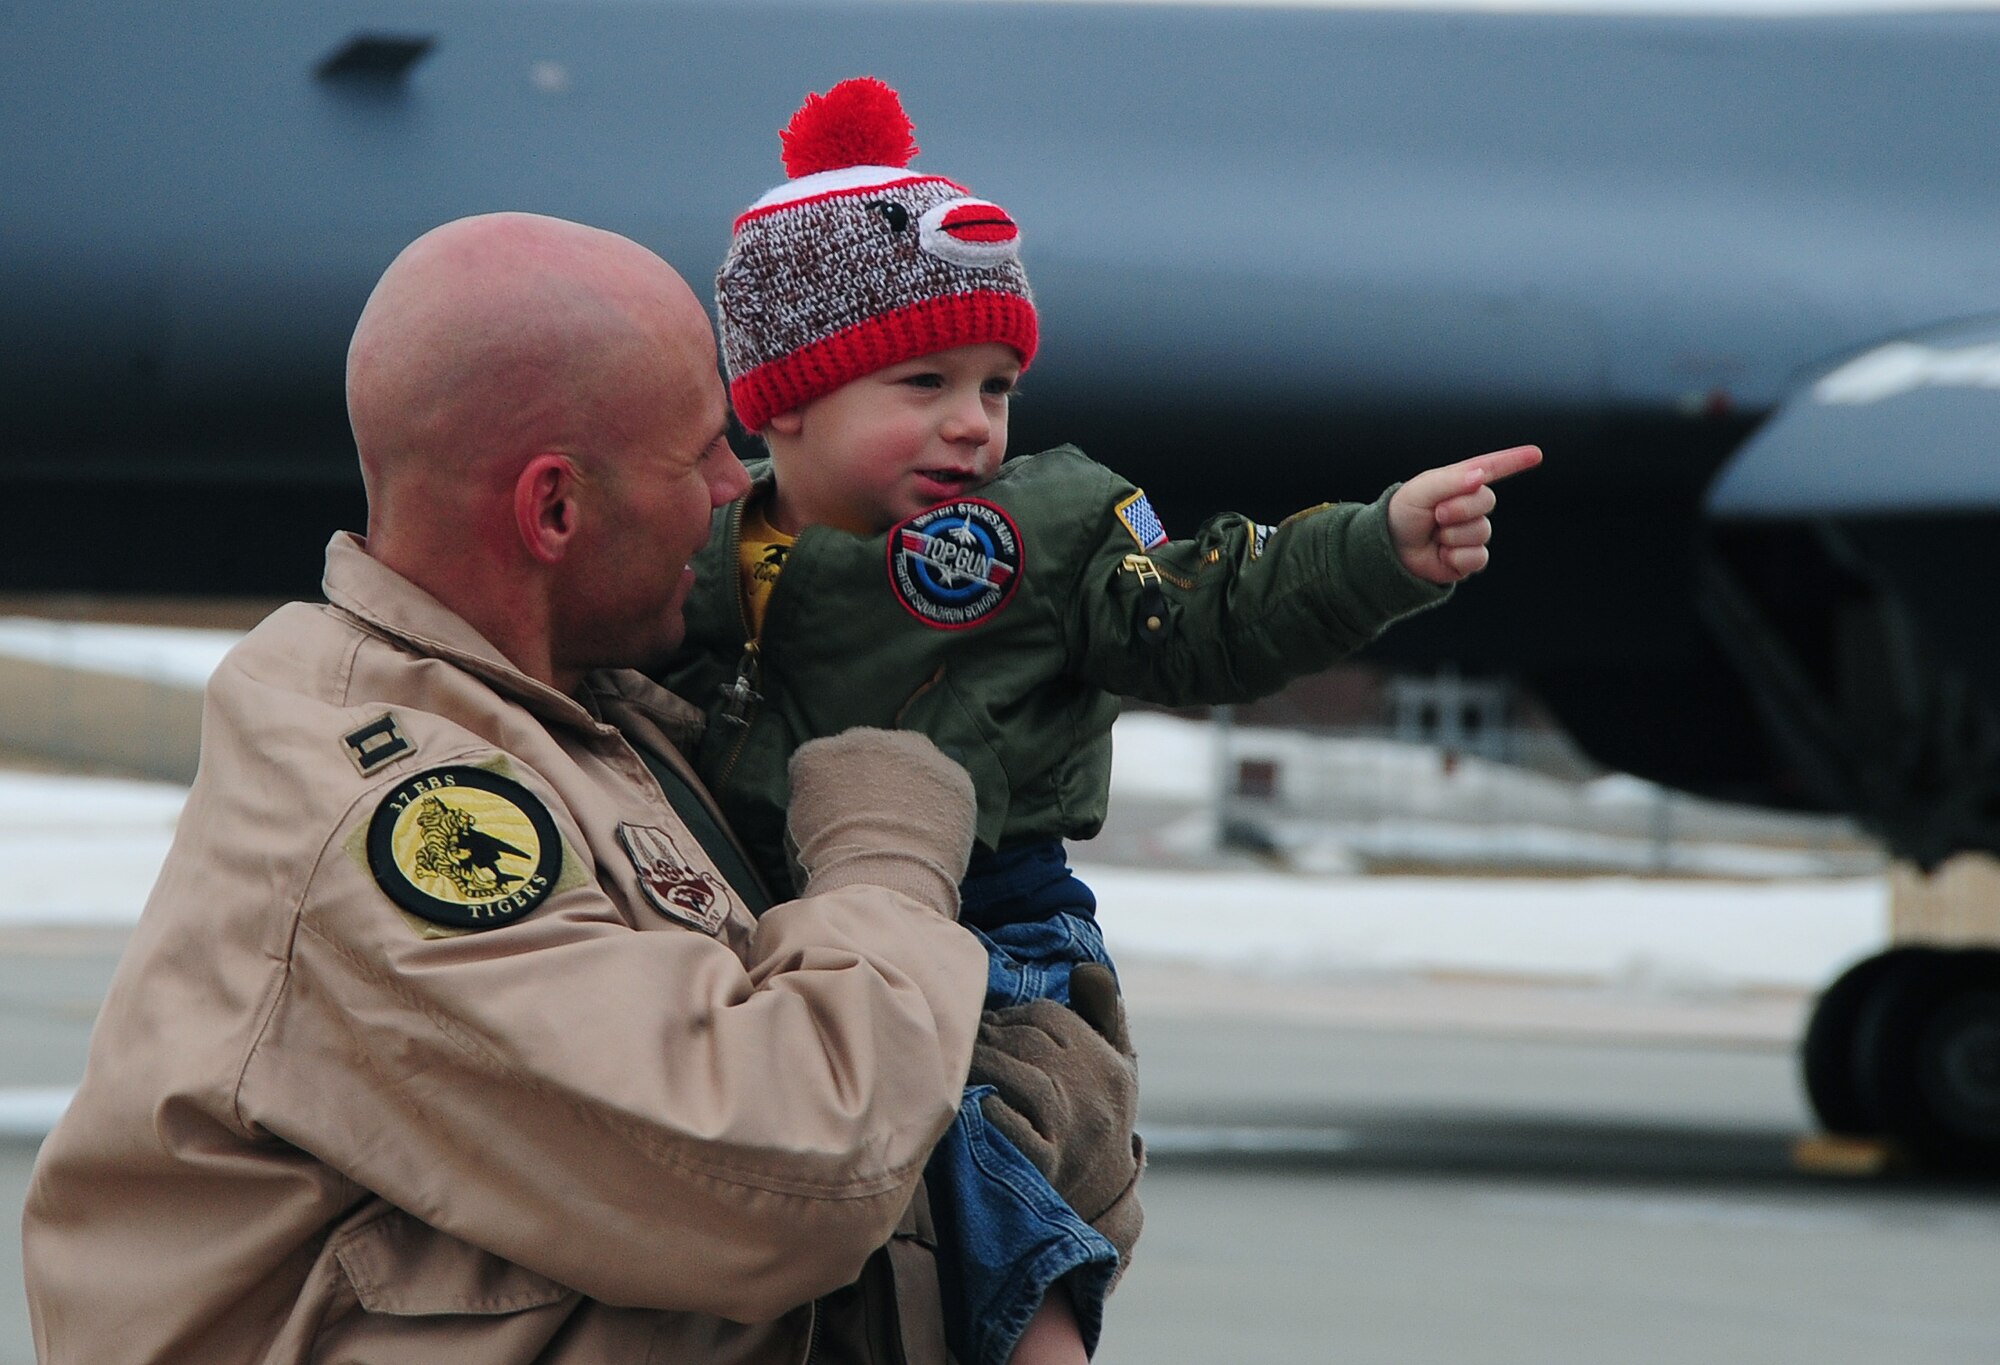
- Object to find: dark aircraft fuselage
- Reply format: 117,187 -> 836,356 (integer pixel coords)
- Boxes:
6,1 -> 1999,848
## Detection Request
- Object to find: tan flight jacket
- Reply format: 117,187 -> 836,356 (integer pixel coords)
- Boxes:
23,533 -> 988,1364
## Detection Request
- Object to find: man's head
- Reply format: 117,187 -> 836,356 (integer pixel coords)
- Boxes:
715,77 -> 1038,440
347,212 -> 747,689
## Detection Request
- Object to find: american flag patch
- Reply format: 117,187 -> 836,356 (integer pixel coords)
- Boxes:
1115,491 -> 1168,550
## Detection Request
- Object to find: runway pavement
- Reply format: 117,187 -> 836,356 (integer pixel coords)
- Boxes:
4,928 -> 1998,1363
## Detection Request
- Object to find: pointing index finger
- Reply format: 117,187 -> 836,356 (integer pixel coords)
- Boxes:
1458,445 -> 1543,490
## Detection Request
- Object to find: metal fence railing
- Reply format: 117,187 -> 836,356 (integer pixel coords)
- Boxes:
1204,710 -> 1882,879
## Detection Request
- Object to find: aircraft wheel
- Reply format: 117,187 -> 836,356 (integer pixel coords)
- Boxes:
1802,949 -> 1934,1135
1851,948 -> 2000,1170
1911,957 -> 2000,1170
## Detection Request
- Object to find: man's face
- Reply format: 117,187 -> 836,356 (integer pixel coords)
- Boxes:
557,332 -> 748,678
763,342 -> 1021,535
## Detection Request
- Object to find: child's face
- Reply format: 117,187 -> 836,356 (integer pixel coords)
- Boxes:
763,342 -> 1021,535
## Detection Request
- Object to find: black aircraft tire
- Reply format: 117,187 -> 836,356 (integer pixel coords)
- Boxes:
1802,949 -> 1932,1136
1910,954 -> 2000,1171
1850,948 -> 1998,1168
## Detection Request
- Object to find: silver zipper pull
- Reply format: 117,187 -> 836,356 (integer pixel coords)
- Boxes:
718,643 -> 762,726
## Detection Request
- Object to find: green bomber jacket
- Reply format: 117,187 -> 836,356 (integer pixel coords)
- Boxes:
662,445 -> 1450,897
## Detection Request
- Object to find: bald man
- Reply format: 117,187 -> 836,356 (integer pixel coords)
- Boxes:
22,214 -> 993,1364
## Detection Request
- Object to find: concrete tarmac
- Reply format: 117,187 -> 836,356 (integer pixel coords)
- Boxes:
1097,1163 -> 2000,1365
5,929 -> 2000,1364
1108,967 -> 2000,1363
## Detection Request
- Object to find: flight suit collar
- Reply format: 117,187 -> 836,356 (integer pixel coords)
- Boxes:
319,532 -> 702,741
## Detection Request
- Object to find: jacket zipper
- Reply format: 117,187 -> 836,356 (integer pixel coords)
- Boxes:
716,498 -> 764,786
718,641 -> 761,729
803,1296 -> 823,1365
1123,551 -> 1194,590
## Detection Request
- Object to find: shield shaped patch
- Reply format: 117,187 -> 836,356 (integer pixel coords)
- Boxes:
616,823 -> 732,934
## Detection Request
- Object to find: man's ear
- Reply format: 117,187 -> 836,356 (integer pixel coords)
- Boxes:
514,452 -> 580,565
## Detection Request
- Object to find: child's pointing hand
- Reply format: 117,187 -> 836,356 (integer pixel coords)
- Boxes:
1387,445 -> 1543,585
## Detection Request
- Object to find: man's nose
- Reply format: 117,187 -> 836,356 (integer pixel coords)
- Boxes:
709,445 -> 751,507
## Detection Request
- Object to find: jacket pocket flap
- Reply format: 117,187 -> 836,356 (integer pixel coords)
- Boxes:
334,1209 -> 574,1317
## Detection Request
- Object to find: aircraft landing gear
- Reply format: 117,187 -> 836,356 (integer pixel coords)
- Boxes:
1909,969 -> 2000,1163
1803,947 -> 2000,1171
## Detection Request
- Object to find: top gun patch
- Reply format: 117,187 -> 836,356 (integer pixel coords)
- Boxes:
367,766 -> 561,931
1114,490 -> 1169,550
887,499 -> 1023,630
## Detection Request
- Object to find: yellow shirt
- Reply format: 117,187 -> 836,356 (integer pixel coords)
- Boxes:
738,500 -> 795,638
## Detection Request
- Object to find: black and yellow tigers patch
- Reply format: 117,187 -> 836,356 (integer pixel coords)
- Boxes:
367,766 -> 561,931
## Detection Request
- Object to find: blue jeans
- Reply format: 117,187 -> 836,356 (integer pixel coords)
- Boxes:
926,842 -> 1121,1365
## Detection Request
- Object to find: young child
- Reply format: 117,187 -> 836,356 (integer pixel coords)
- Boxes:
663,78 -> 1540,1365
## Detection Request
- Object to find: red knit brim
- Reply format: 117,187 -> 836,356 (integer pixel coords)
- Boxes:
730,293 -> 1039,434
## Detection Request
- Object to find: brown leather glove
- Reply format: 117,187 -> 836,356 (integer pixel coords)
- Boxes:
786,729 -> 976,916
967,963 -> 1145,1281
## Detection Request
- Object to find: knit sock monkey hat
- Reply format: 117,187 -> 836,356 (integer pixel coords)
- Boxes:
715,77 -> 1039,435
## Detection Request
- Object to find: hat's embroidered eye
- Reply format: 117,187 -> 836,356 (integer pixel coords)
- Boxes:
866,199 -> 910,232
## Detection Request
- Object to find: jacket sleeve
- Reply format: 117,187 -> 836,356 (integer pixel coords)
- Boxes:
1063,479 -> 1452,706
236,748 -> 987,1324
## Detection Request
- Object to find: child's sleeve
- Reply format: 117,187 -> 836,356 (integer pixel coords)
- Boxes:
1062,481 -> 1453,706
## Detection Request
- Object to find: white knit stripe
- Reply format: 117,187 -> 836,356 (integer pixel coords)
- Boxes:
744,166 -> 959,212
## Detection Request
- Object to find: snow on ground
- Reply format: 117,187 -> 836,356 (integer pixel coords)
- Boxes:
0,617 -> 242,688
0,622 -> 1893,986
0,735 -> 1890,989
1109,711 -> 1879,879
1086,868 -> 1885,993
1100,714 -> 1888,987
0,770 -> 187,925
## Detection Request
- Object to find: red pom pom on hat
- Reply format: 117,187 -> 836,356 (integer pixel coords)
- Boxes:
779,76 -> 921,178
